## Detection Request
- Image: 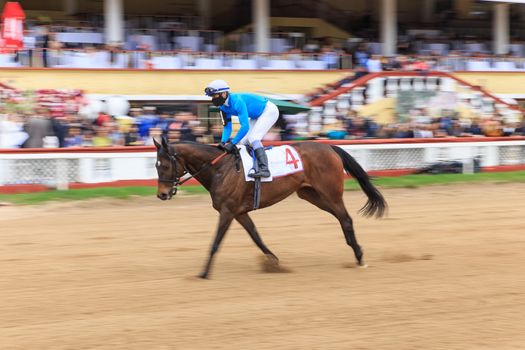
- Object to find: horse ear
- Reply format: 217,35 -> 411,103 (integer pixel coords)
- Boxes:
161,135 -> 170,151
153,137 -> 161,149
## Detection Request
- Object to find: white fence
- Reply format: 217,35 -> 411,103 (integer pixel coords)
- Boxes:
1,138 -> 524,189
337,139 -> 525,172
0,149 -> 157,189
0,49 -> 353,70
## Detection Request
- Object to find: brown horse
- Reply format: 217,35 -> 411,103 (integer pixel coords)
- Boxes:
153,136 -> 386,278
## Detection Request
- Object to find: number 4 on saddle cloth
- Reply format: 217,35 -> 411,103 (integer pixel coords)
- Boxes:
238,145 -> 304,182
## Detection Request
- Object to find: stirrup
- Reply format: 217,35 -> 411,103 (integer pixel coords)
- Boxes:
248,169 -> 270,178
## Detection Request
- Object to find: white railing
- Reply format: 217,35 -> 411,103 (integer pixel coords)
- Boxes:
336,138 -> 525,171
0,148 -> 157,189
1,138 -> 524,190
0,49 -> 353,70
6,48 -> 525,71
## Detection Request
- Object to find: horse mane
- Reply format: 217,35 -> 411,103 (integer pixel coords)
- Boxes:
169,141 -> 223,156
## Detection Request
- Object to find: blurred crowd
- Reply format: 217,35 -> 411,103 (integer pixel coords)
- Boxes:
0,106 -> 222,148
1,103 -> 524,149
1,20 -> 525,148
5,20 -> 524,71
313,109 -> 525,141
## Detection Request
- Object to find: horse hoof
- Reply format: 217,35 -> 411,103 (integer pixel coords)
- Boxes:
260,255 -> 291,273
198,273 -> 209,279
358,262 -> 368,269
265,254 -> 279,264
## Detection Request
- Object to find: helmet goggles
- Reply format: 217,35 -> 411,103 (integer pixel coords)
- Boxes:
204,87 -> 218,96
204,86 -> 230,96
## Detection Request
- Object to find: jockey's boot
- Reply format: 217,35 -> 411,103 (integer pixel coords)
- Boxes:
249,147 -> 271,178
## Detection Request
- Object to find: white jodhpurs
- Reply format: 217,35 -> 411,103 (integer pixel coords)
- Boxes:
239,101 -> 279,146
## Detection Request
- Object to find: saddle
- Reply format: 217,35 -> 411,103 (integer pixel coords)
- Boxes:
238,145 -> 303,182
236,145 -> 304,210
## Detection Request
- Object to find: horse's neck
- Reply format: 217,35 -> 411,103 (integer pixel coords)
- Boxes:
179,144 -> 211,168
179,144 -> 221,187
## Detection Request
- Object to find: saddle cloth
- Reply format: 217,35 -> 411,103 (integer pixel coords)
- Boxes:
238,145 -> 304,182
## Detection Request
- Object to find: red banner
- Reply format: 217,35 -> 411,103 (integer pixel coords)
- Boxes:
1,2 -> 25,50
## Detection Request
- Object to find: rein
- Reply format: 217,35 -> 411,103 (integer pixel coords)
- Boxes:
158,151 -> 229,196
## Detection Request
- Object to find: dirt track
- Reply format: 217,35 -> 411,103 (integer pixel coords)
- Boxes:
1,183 -> 525,350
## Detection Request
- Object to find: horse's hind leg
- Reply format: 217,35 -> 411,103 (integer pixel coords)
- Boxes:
333,203 -> 366,267
297,187 -> 365,267
297,187 -> 334,215
236,213 -> 279,262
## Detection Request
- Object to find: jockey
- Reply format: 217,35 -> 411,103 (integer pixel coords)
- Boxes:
205,79 -> 279,178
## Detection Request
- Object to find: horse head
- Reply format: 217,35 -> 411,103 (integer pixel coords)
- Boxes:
153,135 -> 187,201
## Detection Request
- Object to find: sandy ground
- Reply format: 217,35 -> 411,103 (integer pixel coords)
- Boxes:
1,183 -> 525,350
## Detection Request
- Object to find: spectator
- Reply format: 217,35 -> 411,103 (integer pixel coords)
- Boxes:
94,111 -> 111,127
392,123 -> 414,138
516,117 -> 525,136
431,118 -> 450,138
413,58 -> 429,71
287,48 -> 303,68
482,116 -> 503,137
321,45 -> 339,69
145,127 -> 162,145
413,123 -> 434,138
173,112 -> 198,142
209,123 -> 223,144
92,126 -> 113,147
346,113 -> 367,138
0,112 -> 28,148
354,44 -> 369,67
157,111 -> 174,135
167,128 -> 181,143
363,118 -> 379,138
384,56 -> 404,71
82,128 -> 94,147
23,109 -> 54,148
464,117 -> 484,136
107,120 -> 125,146
502,122 -> 519,136
325,119 -> 348,140
366,55 -> 383,72
39,26 -> 51,68
51,114 -> 69,147
136,106 -> 159,139
124,123 -> 143,146
65,124 -> 84,147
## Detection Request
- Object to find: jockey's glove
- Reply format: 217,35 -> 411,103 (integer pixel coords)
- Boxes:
223,141 -> 236,154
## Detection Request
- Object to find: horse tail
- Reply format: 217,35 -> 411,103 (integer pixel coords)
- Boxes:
331,145 -> 387,218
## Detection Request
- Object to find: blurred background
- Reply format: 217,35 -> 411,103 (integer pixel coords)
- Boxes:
0,0 -> 525,191
3,4 -> 525,349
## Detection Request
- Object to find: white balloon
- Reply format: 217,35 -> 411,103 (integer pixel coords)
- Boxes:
106,96 -> 130,116
90,99 -> 106,114
79,98 -> 106,120
79,104 -> 96,120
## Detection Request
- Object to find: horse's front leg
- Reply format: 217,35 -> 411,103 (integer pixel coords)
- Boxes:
236,213 -> 278,262
198,211 -> 234,279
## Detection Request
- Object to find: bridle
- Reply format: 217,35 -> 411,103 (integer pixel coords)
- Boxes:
157,148 -> 228,197
157,151 -> 186,197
